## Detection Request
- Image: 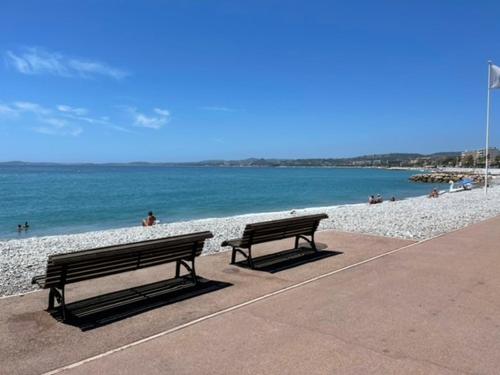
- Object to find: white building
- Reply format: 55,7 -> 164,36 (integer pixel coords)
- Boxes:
461,147 -> 499,163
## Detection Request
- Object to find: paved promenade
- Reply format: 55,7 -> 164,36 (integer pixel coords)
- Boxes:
2,216 -> 500,374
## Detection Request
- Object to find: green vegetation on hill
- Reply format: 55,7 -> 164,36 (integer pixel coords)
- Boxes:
0,152 -> 470,168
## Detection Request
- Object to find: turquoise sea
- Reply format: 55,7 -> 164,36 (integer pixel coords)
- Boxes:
0,166 -> 445,239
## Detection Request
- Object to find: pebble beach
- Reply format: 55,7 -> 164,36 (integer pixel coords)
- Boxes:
1,185 -> 500,297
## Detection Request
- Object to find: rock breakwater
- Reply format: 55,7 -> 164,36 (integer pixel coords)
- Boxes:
410,172 -> 488,184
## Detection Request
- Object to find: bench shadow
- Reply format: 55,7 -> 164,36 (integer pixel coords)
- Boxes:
235,243 -> 343,273
51,276 -> 232,331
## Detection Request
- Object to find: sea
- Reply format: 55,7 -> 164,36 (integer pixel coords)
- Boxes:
0,165 -> 446,239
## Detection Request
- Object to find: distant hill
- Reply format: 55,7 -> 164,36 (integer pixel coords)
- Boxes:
0,151 -> 464,168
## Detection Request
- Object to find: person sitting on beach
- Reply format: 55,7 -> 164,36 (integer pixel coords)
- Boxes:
375,194 -> 383,203
390,196 -> 396,202
428,188 -> 439,198
142,211 -> 157,227
368,195 -> 375,204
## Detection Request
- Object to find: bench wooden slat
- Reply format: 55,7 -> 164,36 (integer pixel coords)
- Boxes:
238,215 -> 326,247
67,277 -> 183,314
245,224 -> 318,236
49,232 -> 211,265
38,244 -> 206,288
242,224 -> 318,237
245,214 -> 327,229
72,279 -> 193,318
247,229 -> 316,244
64,245 -> 201,275
244,220 -> 319,232
60,248 -> 203,283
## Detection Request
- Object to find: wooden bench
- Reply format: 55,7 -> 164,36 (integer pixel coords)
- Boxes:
221,214 -> 328,268
32,231 -> 213,321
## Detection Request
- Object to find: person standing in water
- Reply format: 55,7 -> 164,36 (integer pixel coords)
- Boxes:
142,211 -> 157,226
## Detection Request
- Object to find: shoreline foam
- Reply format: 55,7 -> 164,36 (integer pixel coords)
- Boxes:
1,186 -> 500,297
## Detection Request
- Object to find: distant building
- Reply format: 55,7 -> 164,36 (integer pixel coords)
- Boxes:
460,147 -> 499,165
476,147 -> 500,159
409,157 -> 431,166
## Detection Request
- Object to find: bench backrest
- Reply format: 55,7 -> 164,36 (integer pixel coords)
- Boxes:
40,231 -> 213,288
238,214 -> 328,248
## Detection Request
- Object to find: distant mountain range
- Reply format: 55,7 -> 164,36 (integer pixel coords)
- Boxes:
0,152 -> 463,168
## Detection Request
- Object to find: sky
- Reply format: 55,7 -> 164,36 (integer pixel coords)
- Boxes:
1,0 -> 500,163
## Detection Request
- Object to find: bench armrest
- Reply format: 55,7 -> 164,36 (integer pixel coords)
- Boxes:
31,275 -> 46,286
221,238 -> 242,247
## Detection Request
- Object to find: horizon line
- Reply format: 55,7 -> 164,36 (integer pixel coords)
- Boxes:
0,150 -> 476,165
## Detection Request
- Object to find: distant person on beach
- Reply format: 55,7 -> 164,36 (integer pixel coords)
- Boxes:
142,211 -> 157,226
368,194 -> 384,204
428,188 -> 439,198
369,195 -> 383,204
390,196 -> 396,202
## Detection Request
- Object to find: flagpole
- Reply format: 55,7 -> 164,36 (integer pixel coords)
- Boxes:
485,60 -> 492,194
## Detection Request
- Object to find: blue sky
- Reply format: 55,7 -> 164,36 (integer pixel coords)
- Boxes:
1,0 -> 500,162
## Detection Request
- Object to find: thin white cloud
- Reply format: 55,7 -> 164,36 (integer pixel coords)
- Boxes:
5,51 -> 31,73
67,59 -> 128,80
135,114 -> 167,129
128,107 -> 171,129
1,101 -> 93,136
1,100 -> 142,135
36,116 -> 82,136
57,104 -> 88,116
154,108 -> 170,116
10,101 -> 82,136
14,101 -> 51,115
4,47 -> 128,80
109,124 -> 136,133
41,117 -> 67,128
0,103 -> 17,115
33,126 -> 62,136
200,106 -> 236,112
34,125 -> 82,137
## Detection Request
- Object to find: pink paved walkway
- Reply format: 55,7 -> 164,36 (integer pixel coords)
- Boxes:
53,216 -> 500,375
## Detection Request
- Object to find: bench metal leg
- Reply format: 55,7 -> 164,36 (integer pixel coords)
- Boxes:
247,246 -> 254,269
296,234 -> 319,252
231,247 -> 237,264
61,287 -> 67,322
48,286 -> 67,321
48,287 -> 55,310
176,259 -> 198,285
191,259 -> 198,285
231,247 -> 254,268
310,233 -> 318,252
175,260 -> 181,278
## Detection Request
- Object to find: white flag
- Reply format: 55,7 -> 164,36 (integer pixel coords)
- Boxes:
490,64 -> 500,89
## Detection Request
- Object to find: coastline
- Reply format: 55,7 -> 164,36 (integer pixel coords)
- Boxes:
1,185 -> 500,297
